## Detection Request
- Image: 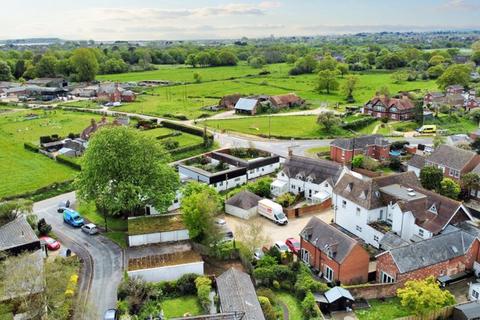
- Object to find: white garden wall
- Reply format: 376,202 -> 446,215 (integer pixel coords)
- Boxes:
128,229 -> 189,247
128,261 -> 204,282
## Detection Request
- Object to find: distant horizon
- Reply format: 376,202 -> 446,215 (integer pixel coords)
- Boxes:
2,0 -> 480,41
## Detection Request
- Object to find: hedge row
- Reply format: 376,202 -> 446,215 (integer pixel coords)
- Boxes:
170,143 -> 206,155
161,120 -> 213,140
156,132 -> 181,140
24,142 -> 40,152
56,155 -> 82,171
340,116 -> 376,130
1,180 -> 74,202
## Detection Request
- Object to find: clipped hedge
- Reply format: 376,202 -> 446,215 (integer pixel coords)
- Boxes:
56,155 -> 82,171
24,142 -> 40,153
341,116 -> 376,130
161,120 -> 213,140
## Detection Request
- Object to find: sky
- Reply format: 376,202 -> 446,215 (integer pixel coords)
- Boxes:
1,0 -> 480,41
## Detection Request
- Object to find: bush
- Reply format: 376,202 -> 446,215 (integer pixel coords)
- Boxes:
390,140 -> 409,150
362,156 -> 379,171
389,157 -> 402,171
352,155 -> 364,168
294,266 -> 329,300
340,116 -> 376,130
301,291 -> 321,319
24,142 -> 39,152
176,273 -> 198,295
161,138 -> 180,150
56,155 -> 81,170
195,276 -> 212,312
258,296 -> 276,320
117,276 -> 152,314
37,218 -> 52,236
276,193 -> 295,207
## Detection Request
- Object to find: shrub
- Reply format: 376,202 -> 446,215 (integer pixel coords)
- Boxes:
352,155 -> 364,168
37,218 -> 52,236
195,276 -> 212,312
273,280 -> 280,290
161,138 -> 180,150
301,291 -> 321,319
176,273 -> 198,295
276,193 -> 295,207
340,116 -> 376,130
294,266 -> 329,299
117,276 -> 152,314
24,142 -> 39,152
380,117 -> 389,123
389,157 -> 402,171
390,140 -> 409,150
258,296 -> 276,320
362,156 -> 379,171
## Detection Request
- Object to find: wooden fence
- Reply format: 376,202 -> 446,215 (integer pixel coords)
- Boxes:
394,306 -> 453,320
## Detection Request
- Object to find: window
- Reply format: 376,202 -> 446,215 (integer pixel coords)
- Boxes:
234,177 -> 240,182
380,209 -> 384,220
324,266 -> 334,282
381,272 -> 395,283
356,225 -> 362,232
374,235 -> 379,242
342,200 -> 347,208
356,207 -> 361,216
449,168 -> 460,178
301,248 -> 310,264
473,289 -> 480,300
418,229 -> 424,237
218,181 -> 223,186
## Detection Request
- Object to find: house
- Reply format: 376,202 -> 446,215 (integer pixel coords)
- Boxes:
424,92 -> 446,106
97,83 -> 136,103
234,98 -> 260,115
71,85 -> 98,98
447,85 -> 465,95
363,95 -> 415,120
453,301 -> 480,320
300,217 -> 370,284
268,93 -> 304,109
216,268 -> 265,320
333,171 -> 473,248
26,77 -> 67,88
271,154 -> 344,204
0,216 -> 42,255
330,134 -> 390,164
314,287 -> 355,314
467,97 -> 480,111
425,144 -> 480,180
406,154 -> 425,177
225,190 -> 262,220
219,94 -> 242,110
446,134 -> 471,147
376,229 -> 479,284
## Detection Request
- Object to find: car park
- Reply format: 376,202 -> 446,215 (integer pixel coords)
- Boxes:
285,237 -> 300,255
40,236 -> 61,251
81,223 -> 98,235
274,241 -> 290,253
63,208 -> 84,227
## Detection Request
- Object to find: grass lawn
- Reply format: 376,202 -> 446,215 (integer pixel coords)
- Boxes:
355,298 -> 411,320
128,214 -> 184,235
307,146 -> 330,156
140,127 -> 203,147
425,114 -> 478,134
77,201 -> 128,231
0,109 -> 108,199
276,291 -> 303,320
161,295 -> 202,318
59,100 -> 102,109
104,232 -> 128,248
204,115 -> 352,139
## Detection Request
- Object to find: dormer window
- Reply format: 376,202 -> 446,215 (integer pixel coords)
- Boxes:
429,204 -> 437,214
359,190 -> 367,200
345,183 -> 353,192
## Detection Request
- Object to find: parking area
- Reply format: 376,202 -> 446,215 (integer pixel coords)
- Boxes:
223,208 -> 334,245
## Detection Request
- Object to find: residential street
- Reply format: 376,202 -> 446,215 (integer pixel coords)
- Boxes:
33,192 -> 123,320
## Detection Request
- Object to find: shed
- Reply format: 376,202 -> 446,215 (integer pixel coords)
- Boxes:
315,286 -> 354,313
469,282 -> 480,301
234,98 -> 259,115
0,216 -> 41,255
453,301 -> 480,320
225,190 -> 262,220
57,147 -> 76,157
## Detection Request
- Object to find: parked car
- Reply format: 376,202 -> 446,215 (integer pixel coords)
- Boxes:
40,236 -> 60,251
416,124 -> 437,134
103,309 -> 119,320
57,200 -> 72,213
253,248 -> 265,261
215,218 -> 227,226
273,241 -> 290,253
258,199 -> 288,225
285,238 -> 300,254
81,223 -> 98,235
63,208 -> 84,227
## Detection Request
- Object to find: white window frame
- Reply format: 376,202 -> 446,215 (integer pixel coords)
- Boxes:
418,229 -> 424,237
449,168 -> 460,178
381,271 -> 395,283
342,200 -> 347,208
324,265 -> 334,282
473,289 -> 480,300
356,207 -> 361,216
301,248 -> 310,264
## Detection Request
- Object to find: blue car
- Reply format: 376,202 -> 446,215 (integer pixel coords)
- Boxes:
63,208 -> 84,227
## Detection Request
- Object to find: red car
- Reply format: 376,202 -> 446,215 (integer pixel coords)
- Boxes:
40,236 -> 61,251
285,237 -> 300,255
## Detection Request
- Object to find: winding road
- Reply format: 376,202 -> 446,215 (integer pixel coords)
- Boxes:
34,192 -> 123,319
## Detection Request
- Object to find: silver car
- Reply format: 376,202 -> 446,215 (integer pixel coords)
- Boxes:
81,223 -> 98,235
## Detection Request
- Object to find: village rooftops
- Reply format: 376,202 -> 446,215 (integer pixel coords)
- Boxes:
0,215 -> 40,253
225,190 -> 262,210
426,144 -> 477,171
379,184 -> 426,201
407,154 -> 426,170
234,98 -> 258,111
283,155 -> 343,185
330,134 -> 389,151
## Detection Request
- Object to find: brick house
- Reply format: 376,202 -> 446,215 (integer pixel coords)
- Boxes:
425,145 -> 480,181
269,93 -> 304,110
363,95 -> 415,120
446,85 -> 465,95
97,83 -> 136,103
300,217 -> 370,285
376,228 -> 480,284
330,134 -> 390,164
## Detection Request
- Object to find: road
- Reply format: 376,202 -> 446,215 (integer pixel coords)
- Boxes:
34,192 -> 123,320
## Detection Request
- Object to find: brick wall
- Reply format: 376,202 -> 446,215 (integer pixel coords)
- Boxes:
346,282 -> 402,300
284,199 -> 331,218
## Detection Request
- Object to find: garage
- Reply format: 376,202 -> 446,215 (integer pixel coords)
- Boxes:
225,190 -> 262,220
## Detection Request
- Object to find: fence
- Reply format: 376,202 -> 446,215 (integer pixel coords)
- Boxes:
394,306 -> 453,320
284,199 -> 331,218
345,282 -> 402,300
128,229 -> 189,247
128,261 -> 204,282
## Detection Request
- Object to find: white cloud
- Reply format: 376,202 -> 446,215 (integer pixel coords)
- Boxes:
438,0 -> 480,11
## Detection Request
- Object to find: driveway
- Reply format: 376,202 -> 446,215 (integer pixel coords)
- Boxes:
34,192 -> 123,319
223,208 -> 334,245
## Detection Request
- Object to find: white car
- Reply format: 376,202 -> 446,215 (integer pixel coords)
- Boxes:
81,223 -> 98,235
253,248 -> 265,261
273,241 -> 290,253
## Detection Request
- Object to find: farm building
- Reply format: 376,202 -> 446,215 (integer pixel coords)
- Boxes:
234,98 -> 260,115
225,190 -> 262,219
269,93 -> 304,109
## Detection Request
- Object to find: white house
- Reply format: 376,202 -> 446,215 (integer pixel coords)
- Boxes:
271,155 -> 344,204
333,171 -> 473,249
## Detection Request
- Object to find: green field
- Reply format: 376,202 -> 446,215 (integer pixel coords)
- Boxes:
355,298 -> 411,320
59,100 -> 102,109
0,110 -> 108,199
140,127 -> 203,147
106,63 -> 439,120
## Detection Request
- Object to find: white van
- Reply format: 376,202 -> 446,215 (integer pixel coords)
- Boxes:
257,199 -> 288,225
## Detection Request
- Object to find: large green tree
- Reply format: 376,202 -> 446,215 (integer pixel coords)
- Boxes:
36,55 -> 58,78
419,166 -> 443,191
0,199 -> 33,226
316,70 -> 339,93
461,172 -> 480,198
316,111 -> 340,132
70,48 -> 99,81
437,64 -> 471,90
341,75 -> 359,101
76,126 -> 179,216
439,177 -> 461,199
0,60 -> 12,81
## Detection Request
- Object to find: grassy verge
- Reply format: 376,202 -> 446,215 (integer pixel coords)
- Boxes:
104,232 -> 128,249
355,298 -> 411,320
77,201 -> 128,231
275,291 -> 303,320
306,146 -> 330,156
161,295 -> 202,318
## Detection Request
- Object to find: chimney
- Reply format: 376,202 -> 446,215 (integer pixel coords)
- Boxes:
288,148 -> 293,158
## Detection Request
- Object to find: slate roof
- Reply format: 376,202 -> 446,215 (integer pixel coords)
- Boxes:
283,155 -> 343,185
330,134 -> 389,151
426,145 -> 477,171
379,232 -> 409,250
324,286 -> 354,303
216,268 -> 265,320
333,171 -> 420,210
407,154 -> 426,170
234,98 -> 258,111
454,301 -> 480,319
225,190 -> 262,210
386,230 -> 476,274
0,216 -> 39,252
366,96 -> 415,111
300,217 -> 360,264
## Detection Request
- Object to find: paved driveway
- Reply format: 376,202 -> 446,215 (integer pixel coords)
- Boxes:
223,208 -> 334,245
34,192 -> 123,319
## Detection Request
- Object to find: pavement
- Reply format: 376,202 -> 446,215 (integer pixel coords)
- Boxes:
34,192 -> 123,320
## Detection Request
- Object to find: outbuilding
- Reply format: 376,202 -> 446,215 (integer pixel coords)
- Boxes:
315,286 -> 355,313
452,301 -> 480,320
225,190 -> 262,220
234,98 -> 260,115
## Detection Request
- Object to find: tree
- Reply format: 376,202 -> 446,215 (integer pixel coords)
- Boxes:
218,50 -> 238,66
420,166 -> 443,191
472,40 -> 480,52
37,218 -> 52,236
247,177 -> 272,197
289,55 -> 317,75
14,59 -> 26,79
351,155 -> 364,168
433,135 -> 446,148
248,56 -> 266,69
391,71 -> 408,84
377,86 -> 391,97
70,48 -> 99,81
397,276 -> 455,316
341,75 -> 359,102
316,111 -> 340,132
181,182 -> 222,243
471,51 -> 480,65
316,70 -> 339,94
461,172 -> 480,198
427,64 -> 445,79
236,219 -> 271,256
428,55 -> 446,66
193,72 -> 202,83
185,54 -> 197,67
0,199 -> 33,226
76,126 -> 179,216
439,177 -> 461,199
336,63 -> 349,77
36,55 -> 58,78
0,60 -> 12,81
317,54 -> 338,71
437,64 -> 471,90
